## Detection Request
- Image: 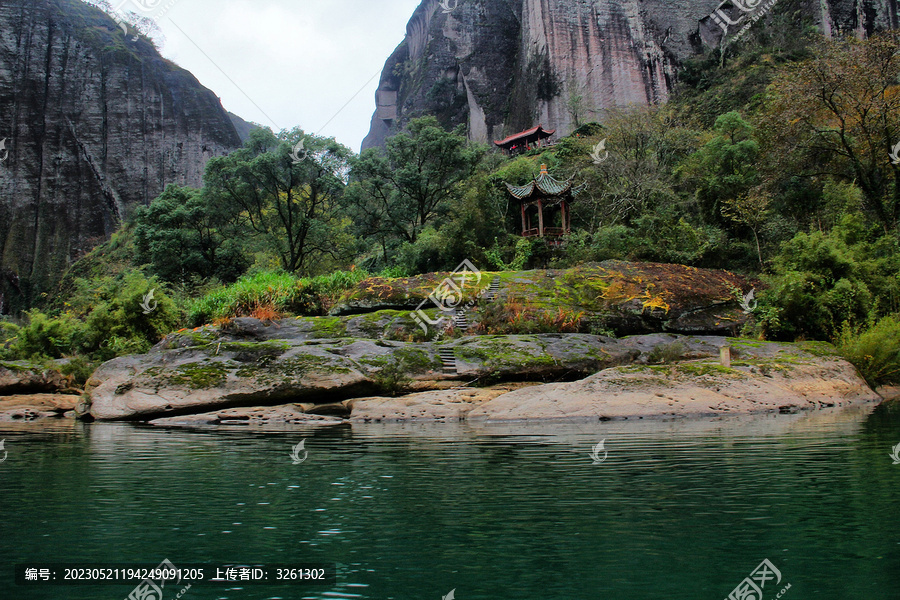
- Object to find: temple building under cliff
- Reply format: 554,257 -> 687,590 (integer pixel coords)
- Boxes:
494,125 -> 556,156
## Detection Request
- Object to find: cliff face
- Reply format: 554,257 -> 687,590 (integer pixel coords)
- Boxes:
362,0 -> 900,150
0,0 -> 242,308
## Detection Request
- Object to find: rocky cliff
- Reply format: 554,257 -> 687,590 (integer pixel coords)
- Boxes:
0,0 -> 242,309
362,0 -> 900,150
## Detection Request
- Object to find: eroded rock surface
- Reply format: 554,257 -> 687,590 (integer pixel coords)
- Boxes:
85,321 -> 878,424
0,394 -> 80,421
85,325 -> 634,421
0,362 -> 70,395
332,261 -> 754,336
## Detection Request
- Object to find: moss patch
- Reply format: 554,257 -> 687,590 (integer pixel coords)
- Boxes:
153,362 -> 231,389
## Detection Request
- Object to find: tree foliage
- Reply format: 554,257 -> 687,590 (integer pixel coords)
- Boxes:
348,117 -> 483,254
759,33 -> 900,232
203,128 -> 356,273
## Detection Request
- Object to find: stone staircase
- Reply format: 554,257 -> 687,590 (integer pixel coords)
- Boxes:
438,347 -> 457,375
439,276 -> 500,375
484,277 -> 500,301
451,308 -> 469,330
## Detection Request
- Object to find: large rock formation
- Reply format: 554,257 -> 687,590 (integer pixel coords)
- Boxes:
78,262 -> 881,423
82,323 -> 879,424
362,0 -> 900,150
330,261 -> 755,337
0,0 -> 242,308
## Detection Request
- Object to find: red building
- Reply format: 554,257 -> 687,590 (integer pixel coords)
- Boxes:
494,124 -> 556,155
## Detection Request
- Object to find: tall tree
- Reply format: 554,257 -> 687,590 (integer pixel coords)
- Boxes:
347,117 -> 482,251
133,184 -> 247,283
677,111 -> 760,224
203,128 -> 355,273
759,33 -> 900,233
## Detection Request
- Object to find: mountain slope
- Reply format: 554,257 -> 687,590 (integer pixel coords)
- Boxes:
0,0 -> 242,309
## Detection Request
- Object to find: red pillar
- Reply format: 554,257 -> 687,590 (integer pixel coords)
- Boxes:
537,199 -> 544,237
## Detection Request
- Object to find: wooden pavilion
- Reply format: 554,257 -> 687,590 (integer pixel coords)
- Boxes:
494,124 -> 556,156
504,164 -> 580,239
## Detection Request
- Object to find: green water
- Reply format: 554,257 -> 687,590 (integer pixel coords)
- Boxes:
1,406 -> 898,600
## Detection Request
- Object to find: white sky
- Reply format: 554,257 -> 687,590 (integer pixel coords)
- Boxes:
120,0 -> 422,152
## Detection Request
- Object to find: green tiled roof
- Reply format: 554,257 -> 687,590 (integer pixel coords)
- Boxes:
504,166 -> 580,200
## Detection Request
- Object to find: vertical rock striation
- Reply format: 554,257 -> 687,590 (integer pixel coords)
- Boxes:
362,0 -> 900,150
0,0 -> 242,306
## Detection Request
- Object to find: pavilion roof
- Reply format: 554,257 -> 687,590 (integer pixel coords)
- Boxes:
494,124 -> 556,148
504,164 -> 580,200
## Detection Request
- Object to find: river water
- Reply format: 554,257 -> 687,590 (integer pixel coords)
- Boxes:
1,405 -> 898,600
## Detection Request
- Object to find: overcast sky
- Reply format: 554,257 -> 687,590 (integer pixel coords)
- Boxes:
117,0 -> 422,152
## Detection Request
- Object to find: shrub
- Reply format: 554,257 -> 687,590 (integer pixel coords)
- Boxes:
188,272 -> 304,325
79,272 -> 181,359
475,298 -> 584,334
10,310 -> 86,359
837,316 -> 900,385
647,342 -> 686,364
58,356 -> 99,387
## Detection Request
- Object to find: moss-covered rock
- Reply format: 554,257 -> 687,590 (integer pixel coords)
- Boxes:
329,261 -> 754,336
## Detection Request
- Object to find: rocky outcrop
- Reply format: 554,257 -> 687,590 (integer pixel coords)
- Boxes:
466,338 -> 880,420
332,261 -> 755,337
0,0 -> 242,307
362,0 -> 900,149
84,316 -> 879,423
84,321 -> 637,420
0,361 -> 70,395
0,393 -> 79,421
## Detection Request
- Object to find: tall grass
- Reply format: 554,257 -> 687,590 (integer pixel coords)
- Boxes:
187,269 -> 370,326
837,316 -> 900,386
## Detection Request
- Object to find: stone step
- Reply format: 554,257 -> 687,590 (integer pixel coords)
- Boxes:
438,348 -> 457,374
484,277 -> 501,301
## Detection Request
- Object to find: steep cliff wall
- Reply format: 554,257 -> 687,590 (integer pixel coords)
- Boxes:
362,0 -> 900,150
0,0 -> 242,307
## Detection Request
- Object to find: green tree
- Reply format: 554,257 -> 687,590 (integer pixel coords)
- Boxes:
721,191 -> 772,268
677,111 -> 760,224
348,117 -> 483,256
204,128 -> 355,273
133,184 -> 247,284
